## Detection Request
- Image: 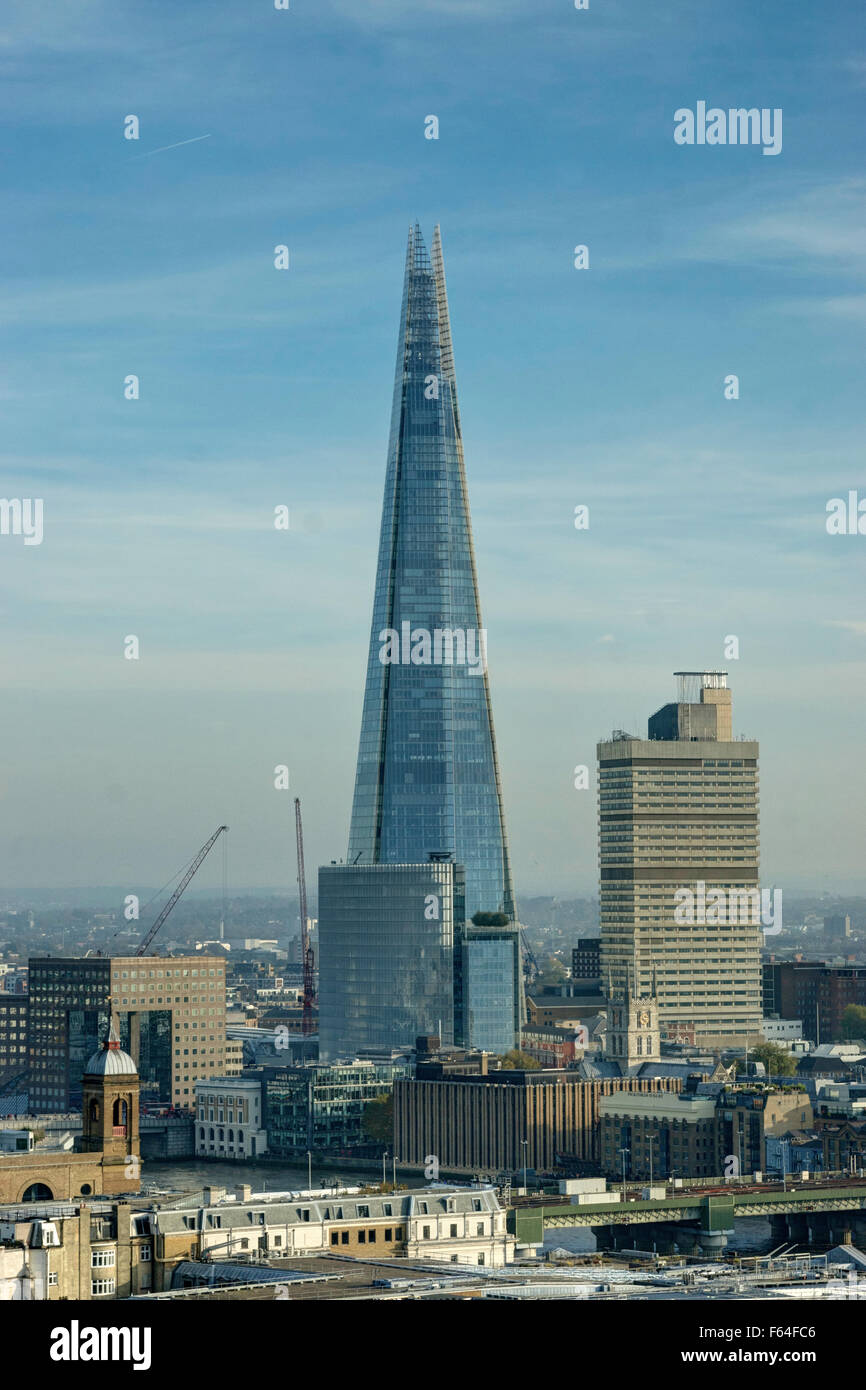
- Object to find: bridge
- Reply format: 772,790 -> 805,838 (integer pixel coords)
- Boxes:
509,1182 -> 866,1254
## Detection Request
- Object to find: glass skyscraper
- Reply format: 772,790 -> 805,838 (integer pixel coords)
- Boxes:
318,861 -> 460,1058
319,224 -> 520,1060
347,224 -> 513,922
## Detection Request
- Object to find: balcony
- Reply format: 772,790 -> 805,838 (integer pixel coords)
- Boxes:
112,1125 -> 127,1137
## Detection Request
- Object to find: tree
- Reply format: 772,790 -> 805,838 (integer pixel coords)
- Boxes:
841,1004 -> 866,1040
537,956 -> 567,988
736,1042 -> 798,1078
499,1049 -> 541,1071
362,1092 -> 393,1145
471,912 -> 510,927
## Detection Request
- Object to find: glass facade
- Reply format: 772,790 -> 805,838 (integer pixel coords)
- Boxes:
265,1062 -> 397,1155
321,226 -> 522,1061
318,862 -> 459,1060
459,933 -> 522,1056
28,957 -> 111,1111
347,224 -> 514,925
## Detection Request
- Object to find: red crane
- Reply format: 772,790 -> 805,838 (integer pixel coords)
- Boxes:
294,798 -> 316,1033
134,825 -> 228,956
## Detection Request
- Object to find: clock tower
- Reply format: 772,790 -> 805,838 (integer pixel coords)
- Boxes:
603,967 -> 660,1070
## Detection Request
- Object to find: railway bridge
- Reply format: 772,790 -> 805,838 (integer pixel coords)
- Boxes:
508,1182 -> 866,1255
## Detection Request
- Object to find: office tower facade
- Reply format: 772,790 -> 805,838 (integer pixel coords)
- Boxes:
0,996 -> 28,1085
394,1071 -> 679,1173
598,671 -> 763,1048
27,954 -> 227,1112
320,224 -> 520,1059
346,225 -> 513,923
319,861 -> 461,1057
572,939 -> 601,983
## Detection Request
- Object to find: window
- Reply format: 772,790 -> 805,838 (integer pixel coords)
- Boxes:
476,1223 -> 484,1236
91,1278 -> 116,1296
385,1228 -> 392,1241
422,1225 -> 431,1240
368,1230 -> 376,1243
358,1230 -> 366,1244
331,1232 -> 339,1247
48,1271 -> 58,1286
341,1232 -> 348,1245
139,1244 -> 152,1262
91,1249 -> 116,1268
450,1224 -> 457,1238
477,1254 -> 485,1266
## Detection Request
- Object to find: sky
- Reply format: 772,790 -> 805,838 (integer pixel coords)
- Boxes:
0,0 -> 864,903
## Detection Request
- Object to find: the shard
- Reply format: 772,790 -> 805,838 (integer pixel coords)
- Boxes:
319,225 -> 520,1060
347,224 -> 514,922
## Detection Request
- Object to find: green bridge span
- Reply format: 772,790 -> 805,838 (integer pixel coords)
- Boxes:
509,1186 -> 866,1244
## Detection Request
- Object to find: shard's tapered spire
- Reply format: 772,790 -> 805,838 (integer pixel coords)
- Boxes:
347,225 -> 513,922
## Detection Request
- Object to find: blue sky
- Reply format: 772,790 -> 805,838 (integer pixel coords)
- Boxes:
1,0 -> 864,900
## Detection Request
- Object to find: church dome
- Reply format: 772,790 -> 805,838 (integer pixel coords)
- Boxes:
85,1016 -> 137,1076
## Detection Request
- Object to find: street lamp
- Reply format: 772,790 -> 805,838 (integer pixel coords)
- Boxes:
619,1147 -> 630,1203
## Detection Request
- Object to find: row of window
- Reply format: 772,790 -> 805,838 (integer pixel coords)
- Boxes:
113,969 -> 223,979
330,1227 -> 403,1246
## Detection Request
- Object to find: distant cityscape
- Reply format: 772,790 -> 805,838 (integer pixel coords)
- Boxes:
3,226 -> 866,1307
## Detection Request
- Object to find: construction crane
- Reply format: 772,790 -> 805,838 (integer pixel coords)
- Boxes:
135,825 -> 228,957
519,927 -> 541,984
294,798 -> 316,1034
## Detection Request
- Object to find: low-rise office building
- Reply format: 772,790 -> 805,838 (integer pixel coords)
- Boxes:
395,1070 -> 681,1174
194,1077 -> 267,1160
264,1061 -> 394,1156
717,1086 -> 812,1174
599,1092 -> 719,1180
156,1183 -> 513,1270
520,1025 -> 579,1069
599,1083 -> 813,1179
